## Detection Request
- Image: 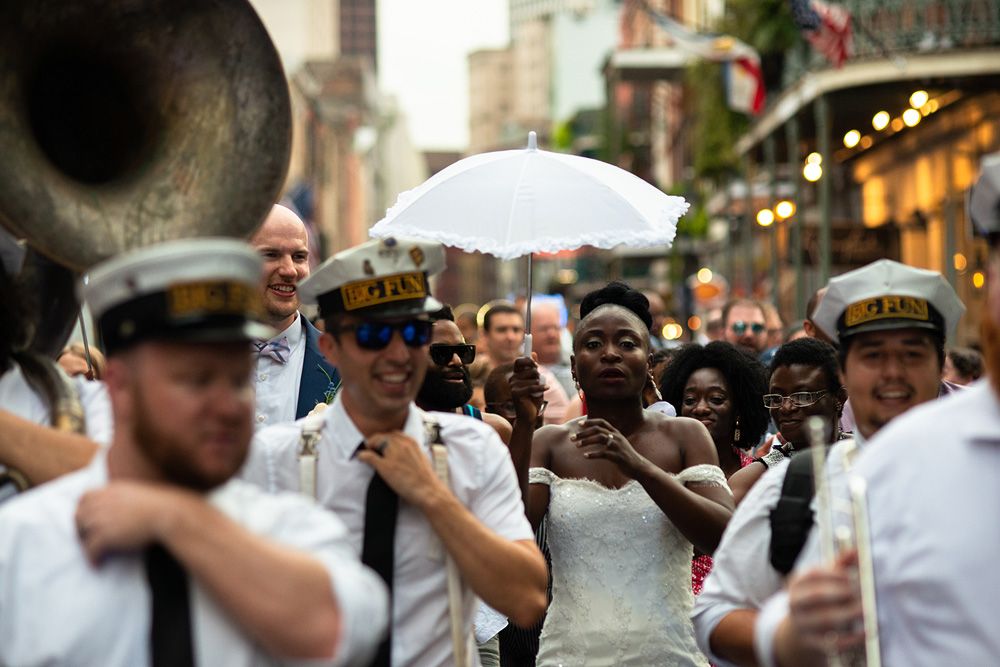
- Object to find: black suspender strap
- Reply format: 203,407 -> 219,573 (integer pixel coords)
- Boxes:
769,450 -> 816,575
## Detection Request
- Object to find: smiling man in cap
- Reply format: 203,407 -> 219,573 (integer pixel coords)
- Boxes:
243,236 -> 547,667
758,155 -> 1000,667
693,257 -> 964,667
0,238 -> 387,666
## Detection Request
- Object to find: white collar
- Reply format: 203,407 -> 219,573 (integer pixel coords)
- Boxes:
271,314 -> 303,348
325,393 -> 429,459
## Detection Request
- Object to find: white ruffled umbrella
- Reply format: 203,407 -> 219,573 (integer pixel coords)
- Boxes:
370,132 -> 688,351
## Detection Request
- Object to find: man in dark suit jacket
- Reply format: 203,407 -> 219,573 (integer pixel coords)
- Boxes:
250,205 -> 340,428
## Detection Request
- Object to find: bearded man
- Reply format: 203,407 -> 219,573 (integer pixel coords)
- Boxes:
0,239 -> 386,666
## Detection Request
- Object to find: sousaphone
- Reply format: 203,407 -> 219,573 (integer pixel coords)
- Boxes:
0,0 -> 291,272
0,0 -> 290,456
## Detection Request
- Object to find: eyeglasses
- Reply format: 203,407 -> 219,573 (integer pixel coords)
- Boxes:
333,319 -> 433,350
485,400 -> 548,418
762,390 -> 828,409
730,321 -> 766,335
429,343 -> 476,366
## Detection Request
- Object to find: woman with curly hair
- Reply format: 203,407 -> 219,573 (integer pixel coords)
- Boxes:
527,281 -> 733,666
659,341 -> 769,595
659,342 -> 769,479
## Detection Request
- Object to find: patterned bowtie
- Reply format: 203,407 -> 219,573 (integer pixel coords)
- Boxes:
254,336 -> 290,364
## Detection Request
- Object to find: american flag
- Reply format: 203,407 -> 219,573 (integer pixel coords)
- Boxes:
789,0 -> 854,68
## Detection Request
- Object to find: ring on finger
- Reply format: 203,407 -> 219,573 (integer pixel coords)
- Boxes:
374,440 -> 389,456
605,433 -> 614,446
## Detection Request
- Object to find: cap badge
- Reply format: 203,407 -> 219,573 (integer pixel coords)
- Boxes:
409,246 -> 425,267
844,295 -> 929,329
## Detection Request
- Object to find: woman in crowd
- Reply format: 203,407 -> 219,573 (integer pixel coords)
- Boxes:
527,282 -> 733,666
659,342 -> 769,480
659,341 -> 769,593
727,336 -> 845,504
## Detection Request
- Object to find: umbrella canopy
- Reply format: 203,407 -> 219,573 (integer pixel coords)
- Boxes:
370,132 -> 688,260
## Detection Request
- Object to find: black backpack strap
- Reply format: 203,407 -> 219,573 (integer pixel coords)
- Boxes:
769,450 -> 816,575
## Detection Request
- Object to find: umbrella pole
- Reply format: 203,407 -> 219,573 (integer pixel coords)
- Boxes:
523,253 -> 533,357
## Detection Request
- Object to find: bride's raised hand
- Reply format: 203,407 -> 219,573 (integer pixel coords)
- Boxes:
571,418 -> 652,479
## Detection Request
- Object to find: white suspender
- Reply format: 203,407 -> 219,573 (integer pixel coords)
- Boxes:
424,416 -> 472,667
296,409 -> 472,666
297,411 -> 325,499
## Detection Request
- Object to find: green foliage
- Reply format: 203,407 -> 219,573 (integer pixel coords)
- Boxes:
720,0 -> 799,54
677,201 -> 709,238
552,120 -> 574,151
687,61 -> 747,181
686,0 -> 798,181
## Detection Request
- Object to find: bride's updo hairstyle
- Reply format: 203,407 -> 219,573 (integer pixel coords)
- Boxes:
577,280 -> 653,331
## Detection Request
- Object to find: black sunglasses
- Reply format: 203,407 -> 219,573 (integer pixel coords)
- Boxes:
429,343 -> 476,366
730,321 -> 766,335
333,319 -> 432,350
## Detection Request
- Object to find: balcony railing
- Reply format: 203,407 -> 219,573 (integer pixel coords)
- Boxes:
783,0 -> 1000,84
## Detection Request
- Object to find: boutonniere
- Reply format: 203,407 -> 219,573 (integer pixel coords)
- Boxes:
319,365 -> 341,404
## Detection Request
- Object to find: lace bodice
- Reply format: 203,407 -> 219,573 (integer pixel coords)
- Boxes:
530,465 -> 726,666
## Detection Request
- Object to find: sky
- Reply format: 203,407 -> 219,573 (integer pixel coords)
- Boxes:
378,0 -> 510,151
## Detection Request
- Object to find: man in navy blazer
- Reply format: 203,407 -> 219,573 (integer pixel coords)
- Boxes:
250,205 -> 340,428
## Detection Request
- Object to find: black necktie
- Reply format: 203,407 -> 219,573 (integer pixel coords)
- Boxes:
144,543 -> 196,667
361,467 -> 400,667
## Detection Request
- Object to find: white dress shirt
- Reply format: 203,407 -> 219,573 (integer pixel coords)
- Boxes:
0,361 -> 111,443
254,316 -> 307,429
0,453 -> 388,667
691,457 -> 793,667
756,381 -> 1000,666
1,362 -> 113,502
242,395 -> 535,667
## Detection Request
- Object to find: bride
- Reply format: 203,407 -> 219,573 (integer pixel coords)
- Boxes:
527,282 -> 733,666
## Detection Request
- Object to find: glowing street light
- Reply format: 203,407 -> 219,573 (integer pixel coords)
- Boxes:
973,271 -> 986,289
756,208 -> 775,227
872,111 -> 890,131
902,108 -> 921,127
909,90 -> 929,108
775,200 -> 796,219
806,152 -> 822,165
687,315 -> 702,331
890,117 -> 905,132
843,130 -> 861,148
803,162 -> 823,182
697,267 -> 714,283
662,322 -> 684,340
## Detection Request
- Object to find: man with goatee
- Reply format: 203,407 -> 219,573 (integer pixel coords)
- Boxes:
758,154 -> 1000,666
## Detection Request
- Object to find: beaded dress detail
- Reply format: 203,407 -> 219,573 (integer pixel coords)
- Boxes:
530,464 -> 727,666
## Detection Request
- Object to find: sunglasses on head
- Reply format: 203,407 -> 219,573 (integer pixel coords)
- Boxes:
429,343 -> 476,366
730,321 -> 766,335
333,319 -> 432,350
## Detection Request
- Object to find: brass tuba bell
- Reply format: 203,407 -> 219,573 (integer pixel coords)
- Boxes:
0,0 -> 292,272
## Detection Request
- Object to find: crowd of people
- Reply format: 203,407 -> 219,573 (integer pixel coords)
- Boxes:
0,161 -> 998,667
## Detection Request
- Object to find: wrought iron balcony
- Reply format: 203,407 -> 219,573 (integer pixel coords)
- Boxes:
784,0 -> 1000,84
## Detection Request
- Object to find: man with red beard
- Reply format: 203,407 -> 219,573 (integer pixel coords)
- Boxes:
0,239 -> 387,666
250,205 -> 340,428
756,158 -> 1000,666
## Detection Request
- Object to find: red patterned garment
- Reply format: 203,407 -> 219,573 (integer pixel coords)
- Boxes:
691,447 -> 755,595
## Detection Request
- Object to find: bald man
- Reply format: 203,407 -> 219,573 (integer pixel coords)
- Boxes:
249,205 -> 340,429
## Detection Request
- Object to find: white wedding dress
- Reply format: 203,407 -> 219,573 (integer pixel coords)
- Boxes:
530,464 -> 727,666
